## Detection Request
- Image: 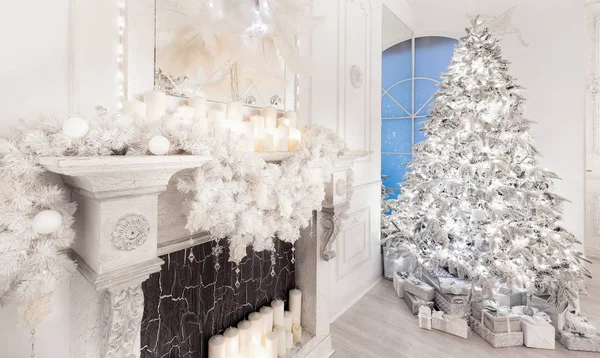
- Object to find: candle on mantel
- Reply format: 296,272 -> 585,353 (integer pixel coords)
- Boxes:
271,300 -> 285,327
277,125 -> 290,152
208,109 -> 226,122
208,335 -> 226,358
259,306 -> 274,339
175,105 -> 196,119
227,102 -> 244,122
121,100 -> 147,120
289,289 -> 302,326
143,90 -> 166,121
248,312 -> 263,344
284,111 -> 298,128
264,331 -> 278,358
223,327 -> 240,357
292,324 -> 302,344
243,121 -> 256,152
188,97 -> 207,118
258,131 -> 276,152
277,116 -> 290,128
283,311 -> 292,333
263,107 -> 277,129
237,320 -> 252,358
289,128 -> 302,151
286,331 -> 294,350
273,326 -> 286,357
249,115 -> 265,147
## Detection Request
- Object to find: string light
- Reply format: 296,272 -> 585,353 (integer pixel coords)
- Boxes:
116,0 -> 126,110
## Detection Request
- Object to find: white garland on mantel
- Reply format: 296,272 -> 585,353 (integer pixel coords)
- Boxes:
0,108 -> 347,325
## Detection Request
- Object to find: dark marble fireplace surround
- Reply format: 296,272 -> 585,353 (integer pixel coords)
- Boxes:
141,239 -> 296,357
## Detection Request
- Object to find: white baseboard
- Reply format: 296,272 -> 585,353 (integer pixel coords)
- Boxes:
330,277 -> 383,323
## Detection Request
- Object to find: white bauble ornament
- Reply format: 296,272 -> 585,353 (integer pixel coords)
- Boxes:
62,117 -> 90,139
148,135 -> 170,155
32,210 -> 63,234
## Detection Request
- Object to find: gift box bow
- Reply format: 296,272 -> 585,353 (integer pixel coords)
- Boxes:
511,305 -> 551,325
481,300 -> 513,316
565,310 -> 597,337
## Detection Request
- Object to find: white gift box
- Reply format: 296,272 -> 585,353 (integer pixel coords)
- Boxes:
418,306 -> 432,330
528,295 -> 568,330
521,316 -> 555,350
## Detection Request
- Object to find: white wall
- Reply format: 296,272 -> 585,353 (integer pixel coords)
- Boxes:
411,0 -> 586,251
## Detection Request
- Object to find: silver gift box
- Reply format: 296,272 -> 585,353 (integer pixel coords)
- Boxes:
469,316 -> 524,348
471,302 -> 521,333
557,330 -> 600,352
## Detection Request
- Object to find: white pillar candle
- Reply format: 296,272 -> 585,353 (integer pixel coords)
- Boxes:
121,100 -> 147,120
188,97 -> 207,118
283,311 -> 292,333
208,335 -> 226,358
259,306 -> 274,336
248,312 -> 263,345
243,121 -> 256,152
289,128 -> 302,151
277,125 -> 290,152
143,90 -> 166,121
271,300 -> 285,328
237,320 -> 252,358
289,289 -> 302,326
286,331 -> 294,350
264,332 -> 278,358
258,132 -> 276,152
224,327 -> 240,357
208,109 -> 226,122
284,111 -> 297,128
263,107 -> 277,129
250,115 -> 265,139
175,105 -> 196,119
273,326 -> 286,357
227,101 -> 244,122
292,324 -> 302,343
277,117 -> 290,128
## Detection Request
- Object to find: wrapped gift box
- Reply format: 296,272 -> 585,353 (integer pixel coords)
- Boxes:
435,291 -> 469,318
471,301 -> 521,333
418,306 -> 432,330
557,330 -> 600,352
565,311 -> 597,338
420,267 -> 453,291
404,292 -> 433,315
521,316 -> 555,350
439,277 -> 471,296
494,286 -> 527,307
468,316 -> 524,348
392,271 -> 408,298
432,311 -> 469,339
405,277 -> 435,301
528,295 -> 568,330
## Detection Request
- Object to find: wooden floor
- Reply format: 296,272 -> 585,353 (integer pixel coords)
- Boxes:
331,260 -> 600,358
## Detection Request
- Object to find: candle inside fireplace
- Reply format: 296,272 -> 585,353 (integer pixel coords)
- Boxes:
248,312 -> 263,344
259,306 -> 274,339
274,326 -> 286,356
283,311 -> 292,333
208,334 -> 226,358
289,289 -> 302,326
286,331 -> 294,349
237,320 -> 252,358
264,331 -> 278,358
223,327 -> 240,357
271,299 -> 284,327
292,324 -> 302,343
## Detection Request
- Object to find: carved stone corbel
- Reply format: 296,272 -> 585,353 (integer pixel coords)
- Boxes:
102,285 -> 144,358
321,204 -> 350,261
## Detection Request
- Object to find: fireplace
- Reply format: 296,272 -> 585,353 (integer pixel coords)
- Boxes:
40,151 -> 367,358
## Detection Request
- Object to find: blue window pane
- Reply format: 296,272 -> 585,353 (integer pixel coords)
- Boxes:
385,81 -> 412,115
382,40 -> 412,90
414,78 -> 438,116
382,154 -> 412,189
415,117 -> 429,144
414,37 -> 458,80
382,119 -> 412,153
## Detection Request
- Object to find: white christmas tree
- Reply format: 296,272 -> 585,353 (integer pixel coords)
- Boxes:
382,19 -> 590,306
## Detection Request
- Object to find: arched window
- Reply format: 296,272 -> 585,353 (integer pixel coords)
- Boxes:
382,36 -> 458,198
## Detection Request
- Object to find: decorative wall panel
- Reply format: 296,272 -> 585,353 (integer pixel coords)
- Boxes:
141,240 -> 295,357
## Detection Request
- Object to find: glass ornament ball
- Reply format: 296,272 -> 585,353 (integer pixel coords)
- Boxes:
148,135 -> 170,155
32,210 -> 63,235
62,117 -> 90,139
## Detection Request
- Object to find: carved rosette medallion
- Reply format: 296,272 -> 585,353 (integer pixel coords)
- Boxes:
111,213 -> 150,251
101,284 -> 144,358
350,65 -> 363,89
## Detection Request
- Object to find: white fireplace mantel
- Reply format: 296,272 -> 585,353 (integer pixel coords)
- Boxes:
40,150 -> 369,358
